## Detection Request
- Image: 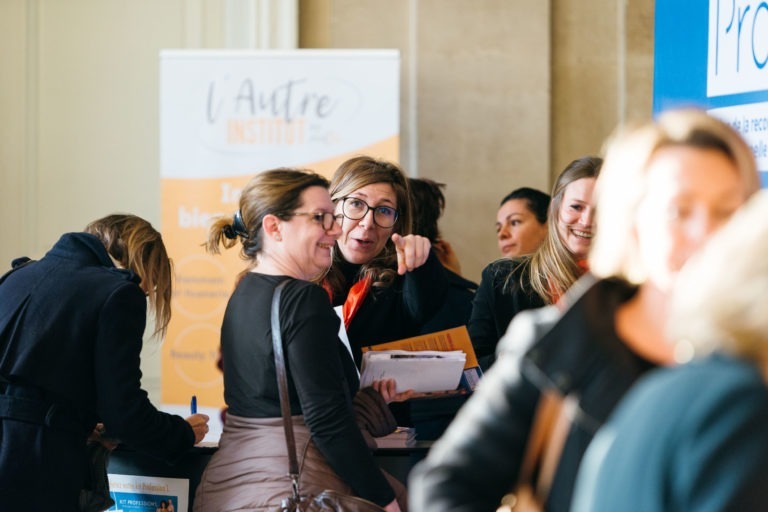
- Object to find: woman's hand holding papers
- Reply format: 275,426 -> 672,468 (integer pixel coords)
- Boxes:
372,378 -> 415,403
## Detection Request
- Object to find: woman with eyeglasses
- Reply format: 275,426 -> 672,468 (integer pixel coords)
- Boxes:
195,168 -> 407,511
323,156 -> 449,368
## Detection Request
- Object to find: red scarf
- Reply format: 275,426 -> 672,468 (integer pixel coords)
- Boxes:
341,277 -> 371,329
323,276 -> 372,329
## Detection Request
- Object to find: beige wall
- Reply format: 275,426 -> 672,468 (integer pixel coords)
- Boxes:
0,0 -> 297,400
2,0 -> 654,282
552,0 -> 654,173
0,1 -> 654,393
300,0 -> 654,282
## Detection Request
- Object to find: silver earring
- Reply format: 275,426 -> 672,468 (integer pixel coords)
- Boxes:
275,234 -> 282,241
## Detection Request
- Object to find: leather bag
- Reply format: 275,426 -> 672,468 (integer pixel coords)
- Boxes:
496,392 -> 575,512
271,280 -> 386,512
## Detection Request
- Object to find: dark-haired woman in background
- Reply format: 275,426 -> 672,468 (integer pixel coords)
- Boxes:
408,177 -> 478,334
495,187 -> 550,259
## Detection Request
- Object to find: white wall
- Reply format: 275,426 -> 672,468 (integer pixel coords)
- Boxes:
0,0 -> 296,401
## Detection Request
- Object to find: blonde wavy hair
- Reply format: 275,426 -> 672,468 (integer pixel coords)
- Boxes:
590,109 -> 760,283
84,214 -> 172,339
524,156 -> 602,303
668,191 -> 768,364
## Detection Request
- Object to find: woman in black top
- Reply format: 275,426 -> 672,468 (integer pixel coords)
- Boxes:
468,157 -> 602,369
410,109 -> 761,512
195,169 -> 407,511
323,157 -> 448,367
0,214 -> 209,511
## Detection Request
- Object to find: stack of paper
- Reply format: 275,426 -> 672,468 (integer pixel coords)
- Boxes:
375,427 -> 417,449
360,326 -> 483,393
359,350 -> 466,393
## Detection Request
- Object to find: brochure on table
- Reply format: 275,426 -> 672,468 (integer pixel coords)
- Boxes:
107,474 -> 188,512
360,326 -> 483,394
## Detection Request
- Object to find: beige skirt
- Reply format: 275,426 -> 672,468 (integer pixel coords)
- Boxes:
193,414 -> 406,512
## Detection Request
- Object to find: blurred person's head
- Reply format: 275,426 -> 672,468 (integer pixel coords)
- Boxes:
85,214 -> 172,339
590,109 -> 760,293
409,177 -> 465,275
409,177 -> 446,243
496,187 -> 550,258
206,168 -> 340,282
669,190 -> 768,365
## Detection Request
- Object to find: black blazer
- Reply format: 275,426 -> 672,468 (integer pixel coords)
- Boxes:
410,275 -> 656,512
468,258 -> 546,370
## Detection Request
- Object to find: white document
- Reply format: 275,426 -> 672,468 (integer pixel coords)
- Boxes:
359,350 -> 466,393
334,305 -> 359,377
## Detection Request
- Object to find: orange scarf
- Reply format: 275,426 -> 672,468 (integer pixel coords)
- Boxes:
323,277 -> 372,329
341,277 -> 371,329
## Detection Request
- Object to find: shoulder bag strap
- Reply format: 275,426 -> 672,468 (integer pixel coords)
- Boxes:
536,393 -> 576,498
499,390 -> 572,510
270,280 -> 303,494
518,390 -> 562,487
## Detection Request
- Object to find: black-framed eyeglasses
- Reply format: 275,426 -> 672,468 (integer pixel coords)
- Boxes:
340,197 -> 399,228
287,212 -> 343,231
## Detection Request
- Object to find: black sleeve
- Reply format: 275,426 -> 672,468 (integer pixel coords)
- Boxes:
468,260 -> 543,370
402,249 -> 449,324
94,284 -> 195,461
467,263 -> 504,360
409,343 -> 542,512
284,285 -> 395,507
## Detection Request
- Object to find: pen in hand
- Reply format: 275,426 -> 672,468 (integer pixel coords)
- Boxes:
190,395 -> 197,415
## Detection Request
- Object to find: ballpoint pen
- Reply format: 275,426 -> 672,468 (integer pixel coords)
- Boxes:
190,395 -> 197,415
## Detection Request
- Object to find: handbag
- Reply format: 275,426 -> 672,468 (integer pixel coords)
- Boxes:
497,391 -> 576,512
270,280 -> 386,512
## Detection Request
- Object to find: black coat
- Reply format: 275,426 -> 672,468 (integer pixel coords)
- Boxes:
333,250 -> 449,367
419,267 -> 477,335
0,233 -> 194,511
467,258 -> 546,370
410,275 -> 656,512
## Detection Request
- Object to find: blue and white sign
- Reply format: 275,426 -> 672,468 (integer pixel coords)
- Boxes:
655,0 -> 768,183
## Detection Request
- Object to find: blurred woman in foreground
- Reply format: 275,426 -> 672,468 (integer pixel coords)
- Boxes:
573,190 -> 768,511
410,109 -> 760,512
